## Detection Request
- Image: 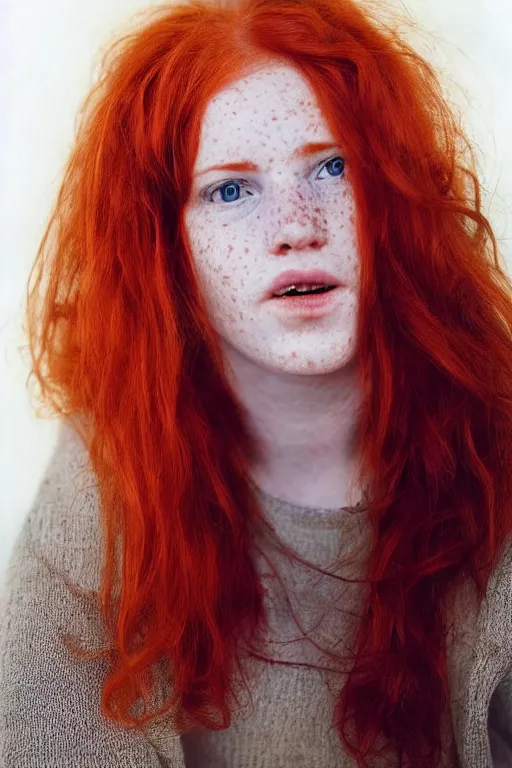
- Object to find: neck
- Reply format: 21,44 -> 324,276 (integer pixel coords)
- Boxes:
221,342 -> 363,510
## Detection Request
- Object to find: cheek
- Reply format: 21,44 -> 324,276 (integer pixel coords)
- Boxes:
185,211 -> 223,273
323,186 -> 360,274
186,208 -> 257,270
184,211 -> 244,302
185,211 -> 213,257
186,204 -> 241,252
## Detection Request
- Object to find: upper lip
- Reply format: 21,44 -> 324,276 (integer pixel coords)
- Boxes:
267,269 -> 342,298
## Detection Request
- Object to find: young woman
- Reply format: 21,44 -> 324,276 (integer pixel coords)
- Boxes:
2,0 -> 512,766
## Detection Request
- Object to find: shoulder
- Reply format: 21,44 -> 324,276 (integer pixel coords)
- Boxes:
0,422 -> 186,767
9,421 -> 103,594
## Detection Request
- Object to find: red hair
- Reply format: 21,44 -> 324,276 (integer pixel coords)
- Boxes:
25,0 -> 512,765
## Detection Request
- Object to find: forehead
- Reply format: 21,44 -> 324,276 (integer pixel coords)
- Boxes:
192,63 -> 336,170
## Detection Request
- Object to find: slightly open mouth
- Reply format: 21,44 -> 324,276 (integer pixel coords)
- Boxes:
273,285 -> 337,298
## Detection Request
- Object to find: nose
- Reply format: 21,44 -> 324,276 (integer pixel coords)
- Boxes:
271,226 -> 326,254
268,189 -> 328,255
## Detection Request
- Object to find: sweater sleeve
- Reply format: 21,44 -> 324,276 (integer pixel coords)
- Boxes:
489,673 -> 512,768
0,424 -> 186,768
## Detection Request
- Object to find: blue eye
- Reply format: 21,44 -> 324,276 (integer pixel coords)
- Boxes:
322,156 -> 345,177
219,182 -> 241,202
206,180 -> 251,204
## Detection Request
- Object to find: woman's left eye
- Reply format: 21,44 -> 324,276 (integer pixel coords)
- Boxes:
317,156 -> 345,179
205,155 -> 345,205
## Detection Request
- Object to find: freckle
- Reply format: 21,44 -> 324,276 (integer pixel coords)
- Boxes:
244,248 -> 249,253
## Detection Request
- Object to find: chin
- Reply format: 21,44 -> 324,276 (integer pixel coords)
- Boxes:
260,347 -> 358,377
218,334 -> 358,377
279,357 -> 356,376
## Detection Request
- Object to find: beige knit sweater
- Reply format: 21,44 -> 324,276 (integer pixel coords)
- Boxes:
1,423 -> 512,767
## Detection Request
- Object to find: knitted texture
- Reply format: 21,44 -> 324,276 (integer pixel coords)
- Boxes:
1,424 -> 512,767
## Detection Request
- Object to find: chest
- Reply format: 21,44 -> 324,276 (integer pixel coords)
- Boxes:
180,657 -> 461,768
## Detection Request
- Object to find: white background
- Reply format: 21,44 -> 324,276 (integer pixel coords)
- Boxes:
1,0 -> 511,582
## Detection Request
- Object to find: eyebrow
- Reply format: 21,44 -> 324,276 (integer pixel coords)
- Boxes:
194,141 -> 340,177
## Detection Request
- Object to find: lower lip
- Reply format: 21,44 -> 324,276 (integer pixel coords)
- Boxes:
269,287 -> 341,317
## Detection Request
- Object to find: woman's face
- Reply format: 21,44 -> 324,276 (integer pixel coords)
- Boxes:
183,62 -> 360,375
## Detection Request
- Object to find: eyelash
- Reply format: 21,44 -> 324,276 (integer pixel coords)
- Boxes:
202,154 -> 345,204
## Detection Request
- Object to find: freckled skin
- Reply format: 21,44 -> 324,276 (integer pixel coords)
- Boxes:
184,64 -> 359,374
183,63 -> 362,510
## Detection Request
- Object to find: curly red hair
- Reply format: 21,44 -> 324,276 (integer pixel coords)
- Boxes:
24,0 -> 512,766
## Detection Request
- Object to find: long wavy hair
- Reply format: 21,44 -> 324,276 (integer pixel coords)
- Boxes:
24,0 -> 512,765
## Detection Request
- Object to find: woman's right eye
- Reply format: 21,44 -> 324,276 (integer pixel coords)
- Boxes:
207,181 -> 255,204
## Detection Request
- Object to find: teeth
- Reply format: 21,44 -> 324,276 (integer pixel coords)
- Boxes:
274,283 -> 331,297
